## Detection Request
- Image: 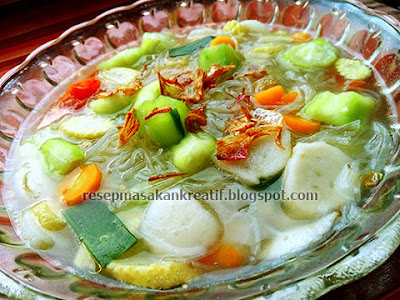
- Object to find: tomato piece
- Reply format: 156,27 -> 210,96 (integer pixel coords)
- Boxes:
59,77 -> 101,109
69,77 -> 101,100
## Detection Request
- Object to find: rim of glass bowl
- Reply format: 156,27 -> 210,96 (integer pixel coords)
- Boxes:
0,0 -> 400,299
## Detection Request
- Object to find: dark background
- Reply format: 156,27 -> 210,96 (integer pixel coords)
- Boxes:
379,0 -> 400,9
1,0 -> 398,12
0,0 -> 400,299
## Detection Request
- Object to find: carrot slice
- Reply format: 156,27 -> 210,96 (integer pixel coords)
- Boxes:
281,91 -> 298,104
284,114 -> 320,134
253,85 -> 285,105
59,77 -> 101,109
58,164 -> 103,206
348,80 -> 366,87
209,36 -> 236,49
290,32 -> 312,42
198,243 -> 244,268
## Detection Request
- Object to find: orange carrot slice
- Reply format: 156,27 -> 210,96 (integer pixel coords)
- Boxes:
209,36 -> 236,49
284,114 -> 320,134
253,85 -> 285,105
348,80 -> 366,88
281,91 -> 298,104
58,164 -> 103,206
198,243 -> 244,268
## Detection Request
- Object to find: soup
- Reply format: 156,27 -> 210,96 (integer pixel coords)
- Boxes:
4,20 -> 397,289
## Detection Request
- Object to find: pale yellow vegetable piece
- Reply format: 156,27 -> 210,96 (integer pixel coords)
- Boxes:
98,67 -> 140,88
20,210 -> 55,250
250,45 -> 286,55
258,35 -> 293,43
59,115 -> 113,139
116,206 -> 146,235
132,80 -> 161,109
31,201 -> 66,231
103,260 -> 199,289
223,20 -> 273,36
223,20 -> 248,36
335,58 -> 372,80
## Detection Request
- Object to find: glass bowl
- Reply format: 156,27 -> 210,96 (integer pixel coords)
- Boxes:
0,0 -> 400,299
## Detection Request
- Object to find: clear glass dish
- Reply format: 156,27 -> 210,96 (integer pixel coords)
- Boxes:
0,0 -> 400,299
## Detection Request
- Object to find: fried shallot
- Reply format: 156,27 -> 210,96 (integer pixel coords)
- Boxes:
119,107 -> 140,147
185,105 -> 207,133
216,108 -> 285,161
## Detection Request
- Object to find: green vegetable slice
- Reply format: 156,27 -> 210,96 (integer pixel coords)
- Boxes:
140,32 -> 178,55
40,139 -> 85,175
132,80 -> 161,109
280,38 -> 338,69
89,67 -> 141,114
302,91 -> 375,126
63,201 -> 138,269
97,47 -> 142,70
170,108 -> 185,137
89,94 -> 133,114
171,132 -> 216,174
198,43 -> 245,79
97,32 -> 177,70
136,96 -> 189,148
155,95 -> 188,130
169,36 -> 215,57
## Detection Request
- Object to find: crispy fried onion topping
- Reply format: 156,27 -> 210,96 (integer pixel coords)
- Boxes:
236,65 -> 268,81
97,75 -> 142,100
145,107 -> 172,120
118,107 -> 140,147
216,108 -> 284,161
158,69 -> 205,103
228,88 -> 252,109
185,105 -> 207,133
158,64 -> 235,104
204,64 -> 236,89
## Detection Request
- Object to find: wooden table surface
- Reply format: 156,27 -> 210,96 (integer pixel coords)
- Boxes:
1,0 -> 400,299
